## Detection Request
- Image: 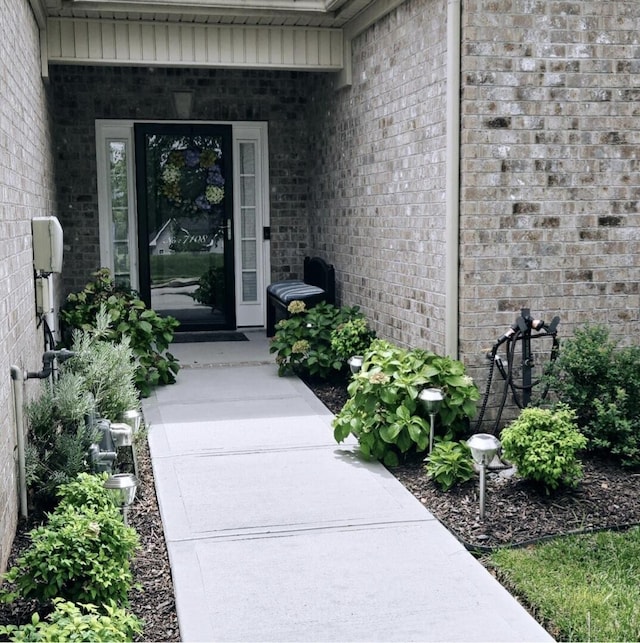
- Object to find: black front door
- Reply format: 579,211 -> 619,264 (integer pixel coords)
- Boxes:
135,123 -> 235,331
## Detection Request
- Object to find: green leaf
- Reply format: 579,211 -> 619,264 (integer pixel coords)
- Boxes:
333,423 -> 351,442
380,388 -> 398,405
396,428 -> 412,453
444,375 -> 468,387
383,451 -> 399,467
395,404 -> 411,422
408,422 -> 427,449
379,423 -> 402,443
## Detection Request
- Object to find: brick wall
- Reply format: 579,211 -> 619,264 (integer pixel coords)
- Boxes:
459,0 -> 640,422
306,0 -> 640,426
48,66 -> 321,293
306,0 -> 449,351
0,0 -> 56,572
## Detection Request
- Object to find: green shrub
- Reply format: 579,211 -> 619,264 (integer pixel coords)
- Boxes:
191,265 -> 225,308
1,494 -> 138,606
333,340 -> 480,466
62,309 -> 139,421
330,316 -> 376,362
25,375 -> 99,508
31,371 -> 95,429
590,388 -> 640,466
544,324 -> 640,467
500,405 -> 587,492
269,302 -> 365,379
60,268 -> 180,397
25,317 -> 140,508
0,598 -> 143,642
55,472 -> 116,512
425,440 -> 475,491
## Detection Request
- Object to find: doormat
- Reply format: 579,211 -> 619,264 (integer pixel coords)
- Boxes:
173,331 -> 249,343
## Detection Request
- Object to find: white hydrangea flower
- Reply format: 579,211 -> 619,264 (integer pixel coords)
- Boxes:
162,166 -> 181,184
206,185 -> 225,204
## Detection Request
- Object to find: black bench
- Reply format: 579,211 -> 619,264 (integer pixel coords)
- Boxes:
266,257 -> 336,336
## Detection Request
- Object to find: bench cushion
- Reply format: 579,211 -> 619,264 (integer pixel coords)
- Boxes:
267,280 -> 325,304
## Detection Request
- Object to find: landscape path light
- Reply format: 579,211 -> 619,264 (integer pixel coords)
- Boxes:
418,388 -> 444,454
121,409 -> 142,477
122,409 -> 142,434
104,473 -> 139,525
467,433 -> 501,520
347,355 -> 363,374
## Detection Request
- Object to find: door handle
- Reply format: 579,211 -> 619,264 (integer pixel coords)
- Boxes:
218,219 -> 232,241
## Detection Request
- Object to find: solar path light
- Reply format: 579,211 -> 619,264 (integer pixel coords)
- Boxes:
122,409 -> 142,434
347,355 -> 363,374
120,409 -> 142,477
418,388 -> 444,454
467,433 -> 501,520
104,473 -> 139,525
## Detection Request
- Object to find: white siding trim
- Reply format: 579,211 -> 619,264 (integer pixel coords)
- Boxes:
95,121 -> 139,290
47,18 -> 343,70
233,124 -> 270,327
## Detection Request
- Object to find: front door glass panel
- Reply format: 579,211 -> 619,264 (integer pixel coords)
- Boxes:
135,124 -> 234,330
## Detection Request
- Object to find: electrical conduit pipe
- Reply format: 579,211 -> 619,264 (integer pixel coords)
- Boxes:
10,366 -> 28,520
445,0 -> 461,359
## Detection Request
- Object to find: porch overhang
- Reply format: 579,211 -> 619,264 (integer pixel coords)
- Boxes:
39,0 -> 406,81
47,0 -> 369,25
47,18 -> 344,70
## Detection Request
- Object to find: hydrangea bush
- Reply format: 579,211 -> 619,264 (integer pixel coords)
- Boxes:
269,302 -> 372,379
333,340 -> 480,466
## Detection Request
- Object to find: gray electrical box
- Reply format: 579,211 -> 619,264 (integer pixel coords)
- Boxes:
32,216 -> 64,273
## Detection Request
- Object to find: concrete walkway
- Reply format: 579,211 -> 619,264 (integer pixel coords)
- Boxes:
141,330 -> 553,642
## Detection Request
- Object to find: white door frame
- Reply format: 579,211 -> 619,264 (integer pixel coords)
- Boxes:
95,119 -> 271,328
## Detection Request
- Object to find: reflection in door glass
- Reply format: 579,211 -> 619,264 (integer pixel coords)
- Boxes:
143,134 -> 229,328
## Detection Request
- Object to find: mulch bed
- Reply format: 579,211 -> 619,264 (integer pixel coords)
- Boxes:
394,458 -> 640,550
0,437 -> 179,642
126,437 -> 180,641
2,375 -> 640,642
305,376 -> 640,550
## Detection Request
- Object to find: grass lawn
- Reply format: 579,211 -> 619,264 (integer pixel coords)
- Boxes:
489,526 -> 640,642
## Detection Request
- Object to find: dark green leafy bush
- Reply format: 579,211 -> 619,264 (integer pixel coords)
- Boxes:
500,405 -> 587,492
333,340 -> 479,466
0,598 -> 142,642
425,440 -> 475,491
269,302 -> 366,379
544,324 -> 640,467
1,475 -> 139,606
55,472 -> 116,512
330,316 -> 376,362
60,268 -> 180,397
191,265 -> 225,308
